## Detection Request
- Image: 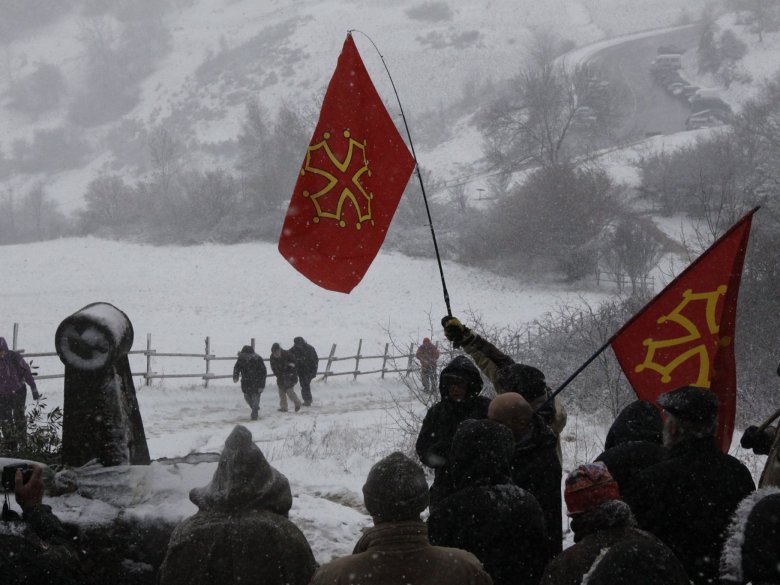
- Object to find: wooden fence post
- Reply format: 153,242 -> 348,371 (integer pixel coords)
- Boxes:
145,333 -> 154,386
12,323 -> 19,350
204,336 -> 211,388
380,343 -> 389,379
324,343 -> 336,382
353,339 -> 363,380
251,337 -> 255,350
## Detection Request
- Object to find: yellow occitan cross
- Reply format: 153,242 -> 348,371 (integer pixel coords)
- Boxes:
634,286 -> 728,387
300,130 -> 375,230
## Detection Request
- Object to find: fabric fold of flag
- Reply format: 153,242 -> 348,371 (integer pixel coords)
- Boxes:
278,33 -> 415,293
610,208 -> 757,452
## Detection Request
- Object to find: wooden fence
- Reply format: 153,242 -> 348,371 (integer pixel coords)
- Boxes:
8,323 -> 449,388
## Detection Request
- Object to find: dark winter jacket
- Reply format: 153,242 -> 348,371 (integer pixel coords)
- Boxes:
625,436 -> 756,585
581,536 -> 691,585
290,337 -> 318,381
595,400 -> 667,496
158,426 -> 316,585
0,503 -> 84,585
232,346 -> 267,393
0,337 -> 37,397
310,520 -> 493,585
428,419 -> 549,585
720,487 -> 780,585
510,414 -> 563,556
541,500 -> 688,585
269,347 -> 299,389
415,356 -> 491,504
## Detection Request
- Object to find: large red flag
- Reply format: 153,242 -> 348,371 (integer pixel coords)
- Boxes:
610,209 -> 756,451
278,34 -> 415,293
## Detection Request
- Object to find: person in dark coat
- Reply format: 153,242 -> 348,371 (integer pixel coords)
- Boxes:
720,487 -> 780,585
540,462 -> 688,585
415,355 -> 491,505
158,425 -> 317,585
310,452 -> 493,585
594,400 -> 667,496
269,342 -> 301,413
232,345 -> 267,420
0,464 -> 84,585
488,392 -> 563,556
624,386 -> 755,585
0,336 -> 39,451
428,419 -> 549,585
740,419 -> 780,488
290,337 -> 318,407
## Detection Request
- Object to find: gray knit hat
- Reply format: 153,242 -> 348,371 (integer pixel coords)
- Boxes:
362,452 -> 429,521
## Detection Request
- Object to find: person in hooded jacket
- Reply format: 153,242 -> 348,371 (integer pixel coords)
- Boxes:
0,336 -> 39,451
232,345 -> 267,420
310,452 -> 493,585
594,400 -> 667,496
720,487 -> 780,585
440,317 -> 567,462
624,386 -> 755,585
488,392 -> 563,556
428,419 -> 549,585
289,336 -> 318,407
269,342 -> 301,413
415,355 -> 491,506
740,418 -> 780,488
540,462 -> 688,585
158,425 -> 317,585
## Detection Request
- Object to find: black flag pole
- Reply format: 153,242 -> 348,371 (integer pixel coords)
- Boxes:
348,29 -> 452,316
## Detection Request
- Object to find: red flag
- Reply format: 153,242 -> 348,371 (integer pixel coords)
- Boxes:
610,209 -> 756,451
278,34 -> 415,293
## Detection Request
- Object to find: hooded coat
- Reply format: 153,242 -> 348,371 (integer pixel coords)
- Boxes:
290,337 -> 318,381
595,401 -> 667,496
158,426 -> 316,585
269,345 -> 298,389
415,356 -> 491,504
0,337 -> 37,397
625,436 -> 755,585
720,487 -> 780,585
428,419 -> 549,585
540,500 -> 688,585
232,346 -> 267,394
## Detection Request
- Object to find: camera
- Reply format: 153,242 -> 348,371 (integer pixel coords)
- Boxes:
1,463 -> 32,491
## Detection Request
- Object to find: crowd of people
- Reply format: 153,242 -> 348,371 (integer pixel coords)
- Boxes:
1,317 -> 779,584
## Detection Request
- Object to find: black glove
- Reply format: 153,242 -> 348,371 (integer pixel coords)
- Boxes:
32,389 -> 40,401
740,425 -> 772,455
441,316 -> 473,348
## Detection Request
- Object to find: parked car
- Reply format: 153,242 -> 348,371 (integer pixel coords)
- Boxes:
686,109 -> 732,130
650,54 -> 682,72
667,81 -> 686,95
689,96 -> 732,113
681,85 -> 700,99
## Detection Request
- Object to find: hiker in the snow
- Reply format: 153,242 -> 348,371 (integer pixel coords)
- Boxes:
740,417 -> 780,488
720,487 -> 780,585
310,452 -> 494,585
232,345 -> 267,420
540,462 -> 688,585
415,355 -> 490,505
594,400 -> 667,496
623,386 -> 755,585
269,342 -> 302,413
289,336 -> 318,407
0,336 -> 39,452
158,425 -> 317,585
428,419 -> 549,585
415,337 -> 440,393
441,316 -> 567,461
488,392 -> 563,556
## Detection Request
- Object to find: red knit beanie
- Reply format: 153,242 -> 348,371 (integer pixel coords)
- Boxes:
564,462 -> 621,516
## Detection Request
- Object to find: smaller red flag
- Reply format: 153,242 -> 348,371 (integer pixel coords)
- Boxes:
278,34 -> 415,293
610,209 -> 756,451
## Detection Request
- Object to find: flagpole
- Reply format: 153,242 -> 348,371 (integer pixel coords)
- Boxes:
348,30 -> 452,316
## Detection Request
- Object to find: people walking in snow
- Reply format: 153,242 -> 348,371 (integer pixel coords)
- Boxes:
158,425 -> 317,585
623,386 -> 755,585
269,342 -> 302,413
740,415 -> 780,488
415,355 -> 491,505
428,418 -> 549,585
441,316 -> 567,461
488,392 -> 563,556
232,345 -> 267,420
540,462 -> 688,585
310,452 -> 493,585
415,337 -> 440,393
0,336 -> 39,452
289,337 -> 318,407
